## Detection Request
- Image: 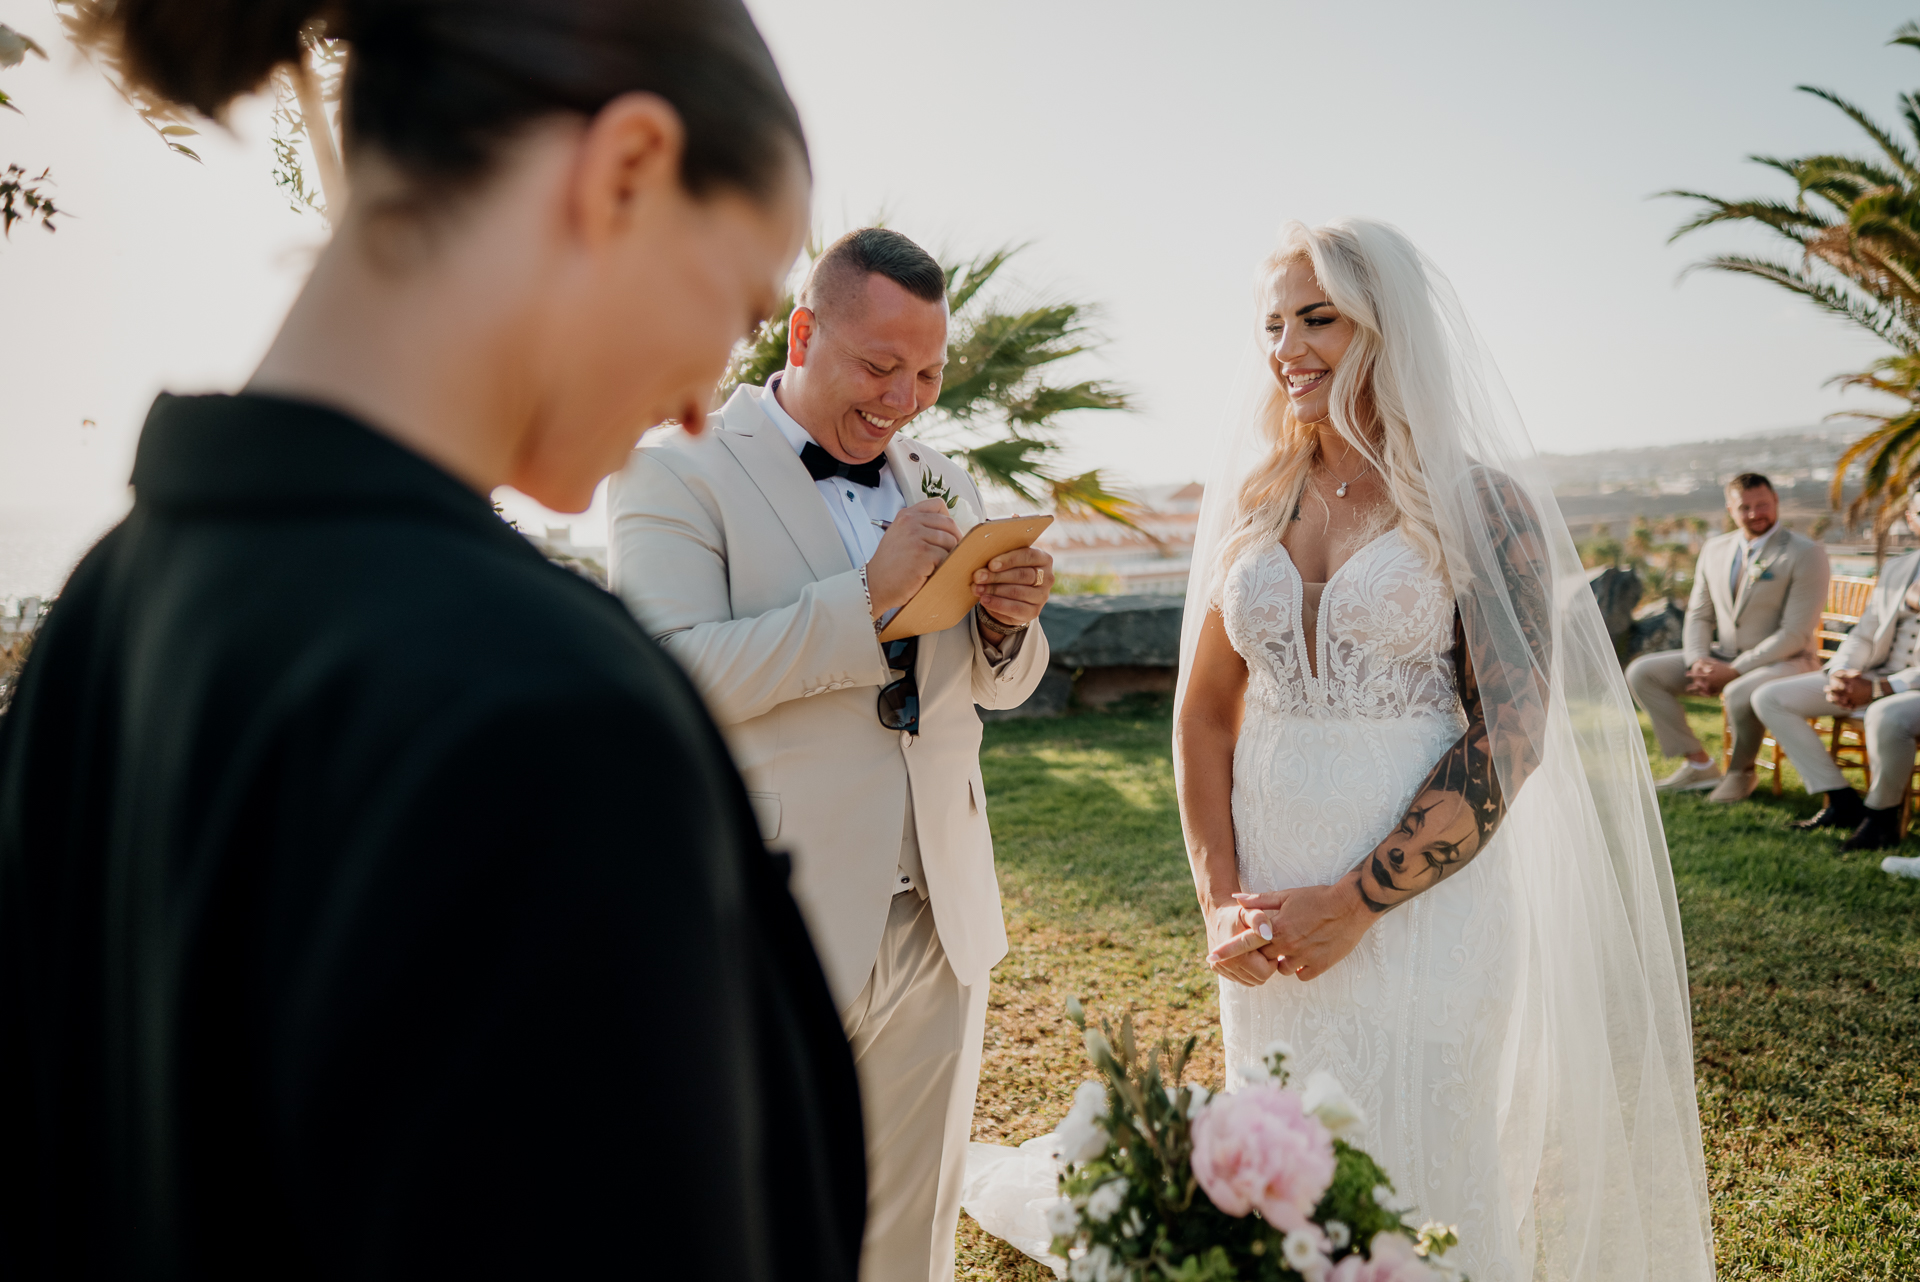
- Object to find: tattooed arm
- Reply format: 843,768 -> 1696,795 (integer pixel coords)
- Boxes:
1355,613 -> 1503,913
1205,467 -> 1552,980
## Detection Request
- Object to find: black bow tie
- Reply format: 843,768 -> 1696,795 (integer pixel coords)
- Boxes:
801,441 -> 886,488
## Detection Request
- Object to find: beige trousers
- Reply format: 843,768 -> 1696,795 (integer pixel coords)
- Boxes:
1752,672 -> 1920,808
841,888 -> 988,1282
1625,648 -> 1820,770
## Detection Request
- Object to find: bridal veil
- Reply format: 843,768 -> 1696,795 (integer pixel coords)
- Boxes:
1174,219 -> 1715,1280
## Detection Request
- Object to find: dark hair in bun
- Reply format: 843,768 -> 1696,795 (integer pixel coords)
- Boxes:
80,0 -> 806,203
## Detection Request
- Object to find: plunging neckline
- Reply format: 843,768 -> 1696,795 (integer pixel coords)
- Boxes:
1273,529 -> 1400,682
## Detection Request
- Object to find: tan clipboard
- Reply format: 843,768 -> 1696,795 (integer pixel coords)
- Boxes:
876,514 -> 1055,642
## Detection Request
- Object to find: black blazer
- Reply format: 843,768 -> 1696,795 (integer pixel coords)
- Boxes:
0,394 -> 864,1279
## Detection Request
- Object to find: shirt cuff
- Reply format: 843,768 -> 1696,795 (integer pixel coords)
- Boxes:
977,611 -> 1027,667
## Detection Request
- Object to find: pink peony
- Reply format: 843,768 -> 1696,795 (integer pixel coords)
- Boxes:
1188,1081 -> 1336,1233
1326,1233 -> 1442,1282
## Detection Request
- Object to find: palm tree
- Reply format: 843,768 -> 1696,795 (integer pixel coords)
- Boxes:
718,241 -> 1141,528
1666,20 -> 1920,550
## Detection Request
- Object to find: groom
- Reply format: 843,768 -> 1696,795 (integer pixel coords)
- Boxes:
609,228 -> 1053,1281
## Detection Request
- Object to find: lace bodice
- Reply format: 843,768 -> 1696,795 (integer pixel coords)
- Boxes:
1221,530 -> 1459,721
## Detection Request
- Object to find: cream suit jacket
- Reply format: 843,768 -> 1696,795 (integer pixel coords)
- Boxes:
606,384 -> 1050,1007
1682,527 -> 1830,671
1829,548 -> 1920,681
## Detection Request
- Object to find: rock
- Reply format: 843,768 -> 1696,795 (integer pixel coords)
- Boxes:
980,594 -> 1184,719
1038,594 -> 1185,668
1586,565 -> 1643,661
1628,598 -> 1684,661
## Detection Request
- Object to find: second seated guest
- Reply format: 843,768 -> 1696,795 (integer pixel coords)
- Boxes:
1626,472 -> 1830,802
1752,483 -> 1920,850
609,228 -> 1053,1282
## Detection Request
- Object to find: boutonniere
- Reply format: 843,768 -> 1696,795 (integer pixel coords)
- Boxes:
1745,557 -> 1777,587
920,465 -> 980,532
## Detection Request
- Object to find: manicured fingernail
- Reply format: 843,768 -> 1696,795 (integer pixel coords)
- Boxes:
1258,923 -> 1272,941
990,559 -> 1002,570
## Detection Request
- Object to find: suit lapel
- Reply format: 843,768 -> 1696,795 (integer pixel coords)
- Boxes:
1708,537 -> 1738,627
884,435 -> 925,508
715,387 -> 852,584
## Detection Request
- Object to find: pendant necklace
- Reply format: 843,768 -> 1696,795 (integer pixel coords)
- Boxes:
1327,455 -> 1371,499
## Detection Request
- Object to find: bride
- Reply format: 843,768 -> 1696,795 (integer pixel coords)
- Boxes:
1174,220 -> 1714,1281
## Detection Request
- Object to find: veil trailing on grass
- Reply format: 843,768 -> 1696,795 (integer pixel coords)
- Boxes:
1172,219 -> 1714,1280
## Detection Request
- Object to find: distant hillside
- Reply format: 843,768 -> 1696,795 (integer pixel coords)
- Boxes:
1542,424 -> 1869,539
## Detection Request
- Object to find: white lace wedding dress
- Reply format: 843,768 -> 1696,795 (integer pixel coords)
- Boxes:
1219,528 -> 1522,1282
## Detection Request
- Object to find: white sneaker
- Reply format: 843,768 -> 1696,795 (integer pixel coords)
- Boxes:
1707,769 -> 1759,803
1656,759 -> 1724,792
1881,855 -> 1920,880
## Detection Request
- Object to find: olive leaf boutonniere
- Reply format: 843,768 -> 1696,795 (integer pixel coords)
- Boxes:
920,470 -> 958,509
918,465 -> 980,533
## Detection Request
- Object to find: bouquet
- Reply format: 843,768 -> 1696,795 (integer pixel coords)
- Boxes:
1044,999 -> 1463,1282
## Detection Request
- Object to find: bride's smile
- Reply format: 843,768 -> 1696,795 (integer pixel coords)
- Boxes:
1266,257 -> 1357,425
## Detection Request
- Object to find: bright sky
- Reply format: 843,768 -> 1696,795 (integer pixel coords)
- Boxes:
3,0 -> 1918,596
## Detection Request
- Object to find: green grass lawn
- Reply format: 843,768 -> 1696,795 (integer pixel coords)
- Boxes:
954,695 -> 1920,1281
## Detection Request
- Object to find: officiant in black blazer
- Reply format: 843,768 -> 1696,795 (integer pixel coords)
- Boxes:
0,2 -> 861,1278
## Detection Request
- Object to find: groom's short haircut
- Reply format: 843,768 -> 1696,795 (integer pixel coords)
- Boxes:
801,228 -> 946,321
1727,472 -> 1774,494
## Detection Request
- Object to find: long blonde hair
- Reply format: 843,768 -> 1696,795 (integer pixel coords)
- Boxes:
1220,220 -> 1445,580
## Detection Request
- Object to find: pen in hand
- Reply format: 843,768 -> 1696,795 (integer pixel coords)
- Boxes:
870,519 -> 892,531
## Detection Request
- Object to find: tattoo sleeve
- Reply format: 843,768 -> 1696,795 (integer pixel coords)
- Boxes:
1354,468 -> 1553,915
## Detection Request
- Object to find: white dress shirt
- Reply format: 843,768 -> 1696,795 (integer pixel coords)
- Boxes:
764,374 -> 907,567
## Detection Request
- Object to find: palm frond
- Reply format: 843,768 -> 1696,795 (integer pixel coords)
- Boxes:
954,436 -> 1058,502
1047,470 -> 1151,535
1686,254 -> 1918,350
946,245 -> 1022,314
1799,84 -> 1920,183
1662,191 -> 1829,242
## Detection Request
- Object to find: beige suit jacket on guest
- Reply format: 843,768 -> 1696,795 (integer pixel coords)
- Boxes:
607,384 -> 1050,1007
1682,527 -> 1830,671
1828,548 -> 1920,682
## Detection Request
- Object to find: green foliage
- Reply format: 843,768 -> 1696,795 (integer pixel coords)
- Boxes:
1666,20 -> 1920,551
1577,516 -> 1701,604
1052,1001 -> 1424,1281
0,165 -> 60,237
716,238 -> 1140,527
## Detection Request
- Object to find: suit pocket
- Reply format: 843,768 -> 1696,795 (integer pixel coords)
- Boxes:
968,777 -> 980,815
747,791 -> 782,842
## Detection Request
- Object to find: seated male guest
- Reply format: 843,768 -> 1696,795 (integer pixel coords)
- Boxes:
1751,484 -> 1920,850
608,229 -> 1052,1282
1627,473 -> 1830,802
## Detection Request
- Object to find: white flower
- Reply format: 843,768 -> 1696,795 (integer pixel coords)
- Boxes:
1056,1081 -> 1110,1165
1301,1070 -> 1365,1136
1042,1198 -> 1080,1239
1184,1083 -> 1212,1117
1086,1177 -> 1129,1223
1325,1219 -> 1352,1249
1122,1206 -> 1146,1239
1069,1243 -> 1124,1282
1283,1229 -> 1331,1279
1260,1037 -> 1296,1063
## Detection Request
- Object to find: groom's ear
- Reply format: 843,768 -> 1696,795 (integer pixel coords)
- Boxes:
788,305 -> 817,368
